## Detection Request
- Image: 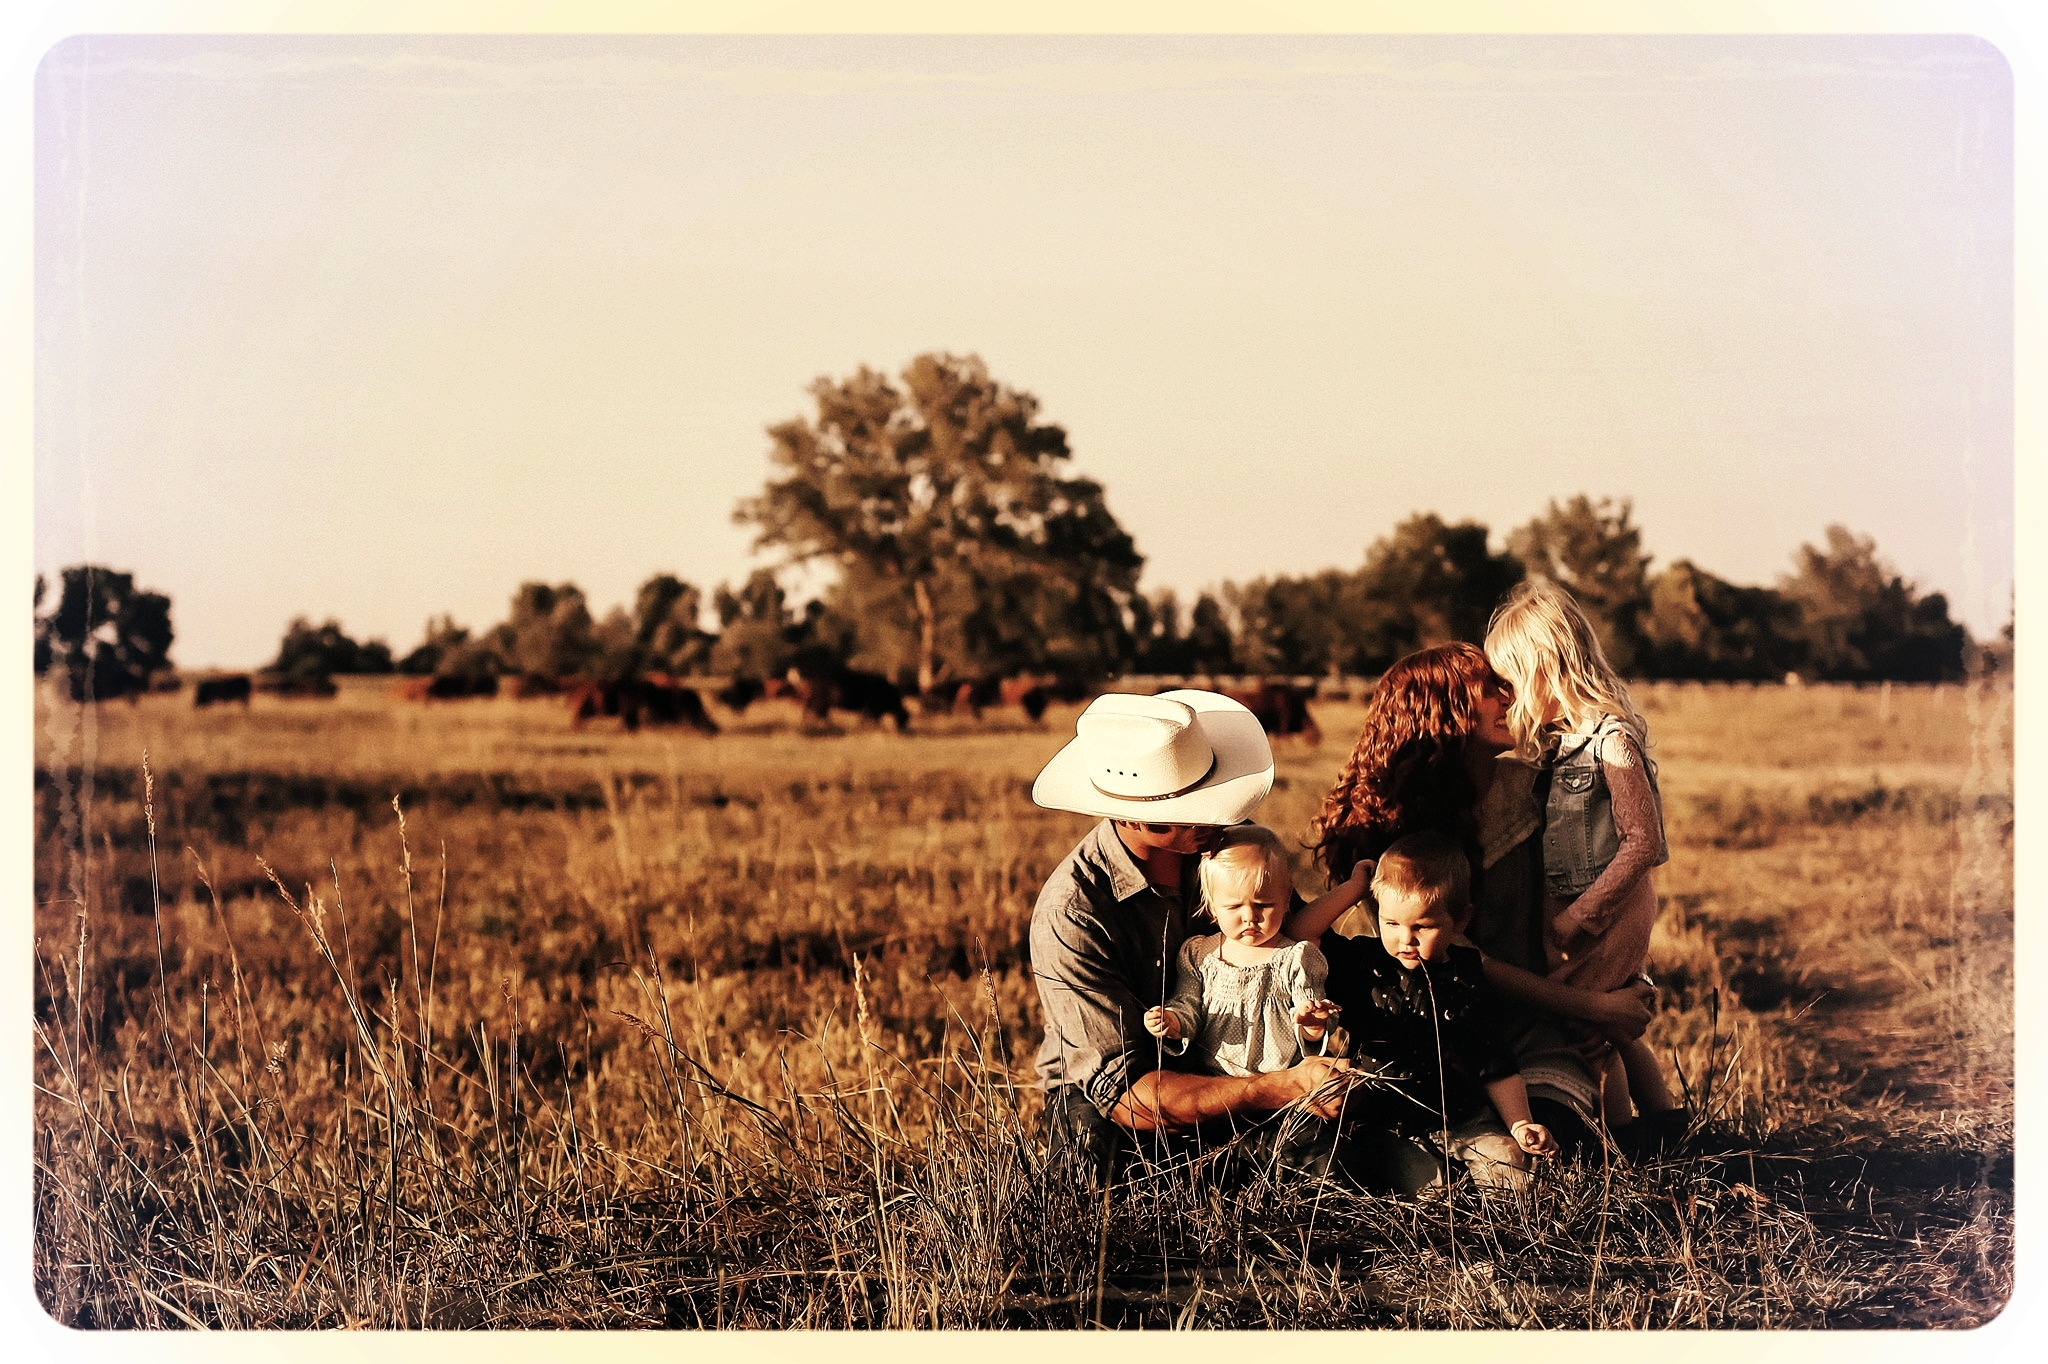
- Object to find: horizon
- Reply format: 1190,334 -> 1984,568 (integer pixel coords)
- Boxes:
30,494 -> 1995,675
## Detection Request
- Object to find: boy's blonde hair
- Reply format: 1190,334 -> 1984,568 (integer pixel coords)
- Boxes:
1199,824 -> 1294,903
1484,578 -> 1651,762
1370,831 -> 1472,919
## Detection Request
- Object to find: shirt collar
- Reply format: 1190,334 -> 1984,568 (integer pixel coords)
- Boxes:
1085,819 -> 1165,903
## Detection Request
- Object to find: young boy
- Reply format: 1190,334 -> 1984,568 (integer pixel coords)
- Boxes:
1294,830 -> 1559,1191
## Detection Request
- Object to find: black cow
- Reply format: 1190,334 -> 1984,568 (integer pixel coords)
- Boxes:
568,677 -> 718,735
794,665 -> 910,732
254,671 -> 339,698
1220,682 -> 1321,744
193,674 -> 253,708
427,673 -> 498,700
715,676 -> 766,713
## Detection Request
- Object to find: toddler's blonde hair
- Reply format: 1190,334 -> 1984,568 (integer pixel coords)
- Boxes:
1199,824 -> 1294,905
1484,578 -> 1650,763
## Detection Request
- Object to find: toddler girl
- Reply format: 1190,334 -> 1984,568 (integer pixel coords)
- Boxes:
1484,580 -> 1683,1137
1144,825 -> 1369,1077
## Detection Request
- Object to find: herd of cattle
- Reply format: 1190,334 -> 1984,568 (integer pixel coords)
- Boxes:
184,665 -> 1324,742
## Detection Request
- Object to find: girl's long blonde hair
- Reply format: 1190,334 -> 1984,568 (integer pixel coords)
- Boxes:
1484,579 -> 1651,764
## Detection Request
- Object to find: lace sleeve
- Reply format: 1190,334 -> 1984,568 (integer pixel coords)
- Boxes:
1554,730 -> 1667,941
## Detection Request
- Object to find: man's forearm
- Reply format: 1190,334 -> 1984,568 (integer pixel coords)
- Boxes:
1108,1067 -> 1302,1133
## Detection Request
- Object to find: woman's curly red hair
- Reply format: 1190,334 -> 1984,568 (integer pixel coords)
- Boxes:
1310,642 -> 1502,882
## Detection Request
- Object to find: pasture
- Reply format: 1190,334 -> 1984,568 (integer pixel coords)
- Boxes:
30,676 -> 2013,1328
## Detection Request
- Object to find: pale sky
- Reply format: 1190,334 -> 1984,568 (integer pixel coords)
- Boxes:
34,34 -> 2013,669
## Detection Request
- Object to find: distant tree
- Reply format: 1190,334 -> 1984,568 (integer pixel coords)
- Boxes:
1128,589 -> 1175,673
1228,569 -> 1360,677
1134,588 -> 1235,676
42,565 -> 174,702
554,606 -> 628,687
1349,514 -> 1524,671
1780,526 -> 1968,682
1636,560 -> 1806,680
709,569 -> 799,680
398,615 -> 470,675
1183,592 -> 1238,675
269,617 -> 395,680
1507,495 -> 1651,672
735,352 -> 1144,692
631,574 -> 715,676
436,636 -> 508,687
488,582 -> 599,679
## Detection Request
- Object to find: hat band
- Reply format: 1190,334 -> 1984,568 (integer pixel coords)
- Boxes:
1089,754 -> 1219,803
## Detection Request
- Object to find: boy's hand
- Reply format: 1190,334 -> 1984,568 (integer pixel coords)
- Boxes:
1509,1119 -> 1557,1156
1293,998 -> 1342,1038
1143,1006 -> 1181,1041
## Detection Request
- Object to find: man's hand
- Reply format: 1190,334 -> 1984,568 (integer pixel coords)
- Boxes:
1112,1054 -> 1363,1133
1290,1055 -> 1362,1120
1143,1006 -> 1182,1042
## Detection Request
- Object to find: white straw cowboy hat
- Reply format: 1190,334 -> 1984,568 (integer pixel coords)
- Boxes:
1031,690 -> 1274,824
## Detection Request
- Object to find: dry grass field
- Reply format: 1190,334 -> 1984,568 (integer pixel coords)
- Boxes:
30,675 -> 2013,1329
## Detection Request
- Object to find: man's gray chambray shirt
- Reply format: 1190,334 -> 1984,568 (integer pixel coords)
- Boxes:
1030,820 -> 1194,1118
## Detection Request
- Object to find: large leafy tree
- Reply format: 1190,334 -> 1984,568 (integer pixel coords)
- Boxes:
1507,495 -> 1651,672
40,565 -> 174,702
735,353 -> 1144,691
1182,593 -> 1239,675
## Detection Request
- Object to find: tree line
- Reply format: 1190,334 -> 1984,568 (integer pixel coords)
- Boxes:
726,352 -> 1985,688
33,353 -> 1993,702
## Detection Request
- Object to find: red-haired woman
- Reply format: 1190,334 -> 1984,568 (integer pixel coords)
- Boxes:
1295,642 -> 1655,1156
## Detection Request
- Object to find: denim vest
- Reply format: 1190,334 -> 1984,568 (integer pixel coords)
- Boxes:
1541,715 -> 1667,899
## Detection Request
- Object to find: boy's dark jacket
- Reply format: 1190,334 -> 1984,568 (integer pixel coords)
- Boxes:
1318,937 -> 1519,1135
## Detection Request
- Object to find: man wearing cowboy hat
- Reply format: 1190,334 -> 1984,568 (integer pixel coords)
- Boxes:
1029,690 -> 1362,1183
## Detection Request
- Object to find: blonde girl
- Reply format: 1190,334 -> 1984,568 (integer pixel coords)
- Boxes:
1144,825 -> 1367,1078
1484,580 -> 1682,1137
